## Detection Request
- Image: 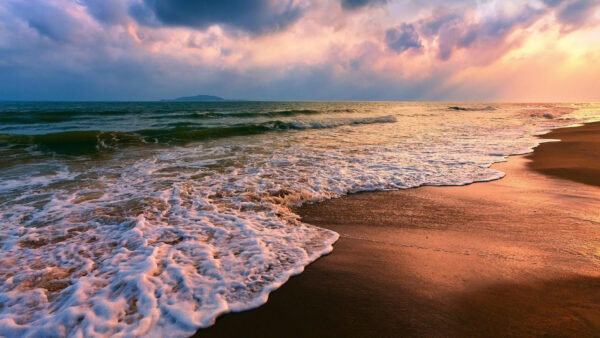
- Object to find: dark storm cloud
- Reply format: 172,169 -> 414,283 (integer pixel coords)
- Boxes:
340,0 -> 388,10
79,0 -> 129,24
9,0 -> 84,43
129,0 -> 304,33
385,23 -> 422,53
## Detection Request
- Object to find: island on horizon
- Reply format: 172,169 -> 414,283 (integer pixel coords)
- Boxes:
161,94 -> 226,102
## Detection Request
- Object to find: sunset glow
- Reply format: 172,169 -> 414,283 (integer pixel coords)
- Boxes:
1,0 -> 599,101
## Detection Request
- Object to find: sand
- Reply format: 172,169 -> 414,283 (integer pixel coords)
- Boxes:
197,122 -> 600,337
528,122 -> 600,187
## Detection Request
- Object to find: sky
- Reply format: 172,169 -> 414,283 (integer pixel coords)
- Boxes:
1,0 -> 600,101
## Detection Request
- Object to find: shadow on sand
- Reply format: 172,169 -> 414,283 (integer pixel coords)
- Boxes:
196,250 -> 600,338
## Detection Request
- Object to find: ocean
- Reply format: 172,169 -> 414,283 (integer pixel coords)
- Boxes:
0,101 -> 598,336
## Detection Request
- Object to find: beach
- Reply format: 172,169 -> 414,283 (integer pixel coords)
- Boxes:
1,103 -> 596,336
4,0 -> 600,335
198,122 -> 600,337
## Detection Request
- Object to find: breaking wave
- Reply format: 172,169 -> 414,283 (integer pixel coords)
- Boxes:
0,116 -> 396,155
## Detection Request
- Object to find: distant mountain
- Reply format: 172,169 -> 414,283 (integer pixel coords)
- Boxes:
162,94 -> 225,102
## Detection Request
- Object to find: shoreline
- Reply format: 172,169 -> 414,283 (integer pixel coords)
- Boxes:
197,122 -> 600,337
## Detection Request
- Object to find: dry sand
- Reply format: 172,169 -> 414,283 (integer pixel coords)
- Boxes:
197,122 -> 600,337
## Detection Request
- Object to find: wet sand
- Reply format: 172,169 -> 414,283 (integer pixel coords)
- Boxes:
528,122 -> 600,187
197,122 -> 600,337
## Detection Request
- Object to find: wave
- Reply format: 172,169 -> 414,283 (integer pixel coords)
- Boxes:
228,109 -> 323,118
0,131 -> 146,155
0,116 -> 397,155
156,109 -> 325,120
0,114 -> 81,124
0,109 -> 329,125
0,110 -> 145,125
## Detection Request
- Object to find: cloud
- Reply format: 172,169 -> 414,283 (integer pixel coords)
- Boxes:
9,0 -> 85,43
1,0 -> 600,101
417,5 -> 545,61
554,0 -> 600,32
385,23 -> 422,53
79,0 -> 130,24
542,0 -> 564,7
539,0 -> 600,32
129,0 -> 305,33
340,0 -> 388,10
420,11 -> 462,37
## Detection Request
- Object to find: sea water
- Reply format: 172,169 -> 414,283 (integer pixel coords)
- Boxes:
0,102 -> 597,337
